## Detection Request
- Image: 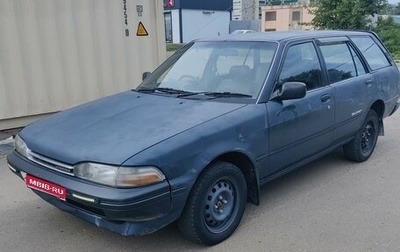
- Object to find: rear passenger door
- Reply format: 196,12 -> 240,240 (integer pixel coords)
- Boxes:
265,41 -> 334,176
350,35 -> 399,117
317,37 -> 374,143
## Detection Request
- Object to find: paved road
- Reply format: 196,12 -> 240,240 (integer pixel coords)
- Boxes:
1,111 -> 400,252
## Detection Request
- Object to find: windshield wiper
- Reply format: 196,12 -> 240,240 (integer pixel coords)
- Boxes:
178,91 -> 252,98
136,87 -> 191,95
136,88 -> 252,98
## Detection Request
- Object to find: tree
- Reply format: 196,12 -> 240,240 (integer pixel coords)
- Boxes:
309,0 -> 387,29
373,16 -> 400,59
383,3 -> 400,15
395,3 -> 400,15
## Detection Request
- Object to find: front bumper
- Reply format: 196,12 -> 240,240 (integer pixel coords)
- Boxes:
7,151 -> 182,236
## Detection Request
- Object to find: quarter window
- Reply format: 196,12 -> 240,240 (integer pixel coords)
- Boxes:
277,42 -> 323,91
350,36 -> 390,70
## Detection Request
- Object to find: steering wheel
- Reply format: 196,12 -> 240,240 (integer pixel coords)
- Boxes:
179,75 -> 202,90
179,75 -> 199,82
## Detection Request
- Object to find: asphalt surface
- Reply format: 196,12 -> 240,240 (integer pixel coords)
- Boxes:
1,111 -> 400,252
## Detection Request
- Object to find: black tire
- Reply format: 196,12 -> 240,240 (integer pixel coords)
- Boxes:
343,109 -> 379,162
178,161 -> 247,245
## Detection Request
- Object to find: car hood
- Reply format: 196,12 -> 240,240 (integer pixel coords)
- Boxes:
20,91 -> 246,165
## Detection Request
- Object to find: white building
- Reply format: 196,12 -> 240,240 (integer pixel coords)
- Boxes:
232,0 -> 259,20
164,0 -> 231,43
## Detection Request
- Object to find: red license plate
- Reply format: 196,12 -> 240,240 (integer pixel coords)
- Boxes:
25,174 -> 67,200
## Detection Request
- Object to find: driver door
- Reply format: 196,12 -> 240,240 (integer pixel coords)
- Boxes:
264,41 -> 334,177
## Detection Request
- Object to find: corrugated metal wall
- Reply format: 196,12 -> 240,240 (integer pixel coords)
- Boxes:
0,0 -> 166,130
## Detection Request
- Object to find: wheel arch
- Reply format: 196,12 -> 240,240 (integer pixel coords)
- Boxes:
211,152 -> 260,206
370,99 -> 385,135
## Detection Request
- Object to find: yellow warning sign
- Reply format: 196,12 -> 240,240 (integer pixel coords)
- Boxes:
136,22 -> 149,36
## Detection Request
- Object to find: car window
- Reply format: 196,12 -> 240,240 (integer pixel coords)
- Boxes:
260,47 -> 275,65
212,44 -> 276,96
277,42 -> 323,91
350,36 -> 391,71
157,46 -> 213,85
349,46 -> 367,76
319,42 -> 362,84
349,45 -> 366,76
215,47 -> 254,75
138,41 -> 277,99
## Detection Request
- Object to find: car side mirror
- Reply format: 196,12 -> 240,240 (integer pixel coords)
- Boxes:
142,72 -> 151,81
272,82 -> 306,101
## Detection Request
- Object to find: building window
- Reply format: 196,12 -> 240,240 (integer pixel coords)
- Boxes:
164,12 -> 172,43
265,11 -> 277,21
265,28 -> 276,31
292,11 -> 301,21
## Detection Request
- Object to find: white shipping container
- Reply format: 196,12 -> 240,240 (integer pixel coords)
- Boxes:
0,0 -> 166,130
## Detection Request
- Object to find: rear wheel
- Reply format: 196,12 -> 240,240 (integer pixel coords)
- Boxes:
343,109 -> 379,162
178,161 -> 247,245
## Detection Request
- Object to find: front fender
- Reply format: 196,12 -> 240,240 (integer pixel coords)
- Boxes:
124,104 -> 267,210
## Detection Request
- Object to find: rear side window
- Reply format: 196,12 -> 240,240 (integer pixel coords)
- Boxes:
350,36 -> 391,70
319,42 -> 366,84
278,42 -> 323,91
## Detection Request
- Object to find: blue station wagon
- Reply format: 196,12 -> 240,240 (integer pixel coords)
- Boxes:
7,31 -> 400,245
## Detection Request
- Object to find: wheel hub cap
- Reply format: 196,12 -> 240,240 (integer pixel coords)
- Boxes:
361,123 -> 374,152
204,181 -> 234,227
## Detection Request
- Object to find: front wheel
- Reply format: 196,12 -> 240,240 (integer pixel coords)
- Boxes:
343,109 -> 379,162
178,161 -> 247,245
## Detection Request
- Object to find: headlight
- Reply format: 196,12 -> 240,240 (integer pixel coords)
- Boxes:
15,135 -> 31,158
74,163 -> 166,187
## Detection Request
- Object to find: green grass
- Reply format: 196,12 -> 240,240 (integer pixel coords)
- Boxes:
166,43 -> 184,51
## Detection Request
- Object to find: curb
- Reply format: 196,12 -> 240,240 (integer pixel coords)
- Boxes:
0,137 -> 14,156
0,136 -> 13,145
0,136 -> 14,145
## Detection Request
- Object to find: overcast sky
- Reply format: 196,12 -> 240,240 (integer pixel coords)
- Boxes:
388,0 -> 399,4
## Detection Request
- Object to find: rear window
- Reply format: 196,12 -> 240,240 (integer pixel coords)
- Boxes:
350,36 -> 391,71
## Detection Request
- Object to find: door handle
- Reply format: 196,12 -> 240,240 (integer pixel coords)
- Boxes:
321,94 -> 331,103
365,79 -> 373,87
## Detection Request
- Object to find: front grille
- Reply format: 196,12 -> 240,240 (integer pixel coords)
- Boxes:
29,151 -> 74,176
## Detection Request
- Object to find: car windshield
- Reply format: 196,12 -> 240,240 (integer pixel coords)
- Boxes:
137,41 -> 277,99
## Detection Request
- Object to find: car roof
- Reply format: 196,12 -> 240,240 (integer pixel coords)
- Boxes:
196,30 -> 372,43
